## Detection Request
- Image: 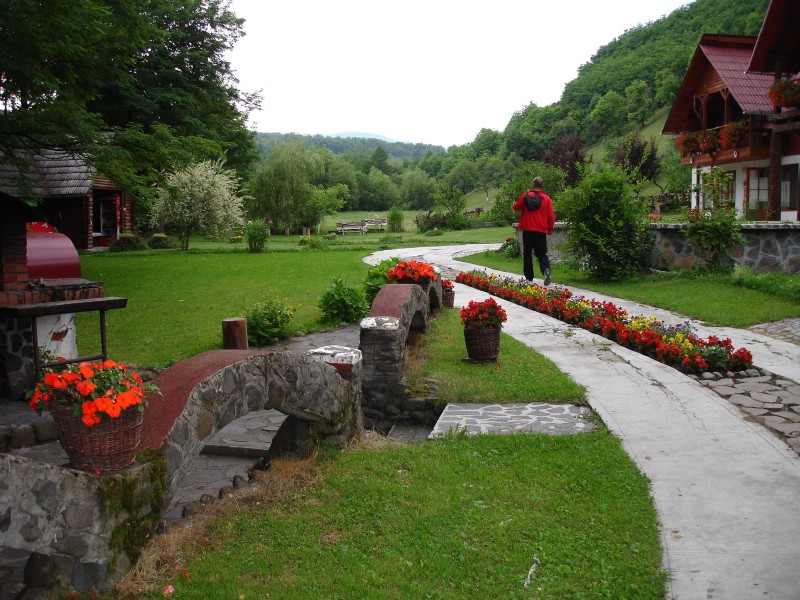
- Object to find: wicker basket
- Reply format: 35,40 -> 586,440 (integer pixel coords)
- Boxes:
464,326 -> 501,361
50,402 -> 144,473
442,288 -> 455,308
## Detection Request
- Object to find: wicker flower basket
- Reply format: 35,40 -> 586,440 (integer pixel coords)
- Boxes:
464,326 -> 501,361
442,288 -> 455,308
50,402 -> 144,473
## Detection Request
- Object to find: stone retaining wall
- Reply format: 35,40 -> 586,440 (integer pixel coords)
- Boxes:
517,222 -> 800,274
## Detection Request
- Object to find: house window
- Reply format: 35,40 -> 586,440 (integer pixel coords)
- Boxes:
781,164 -> 798,211
746,168 -> 769,218
697,169 -> 735,209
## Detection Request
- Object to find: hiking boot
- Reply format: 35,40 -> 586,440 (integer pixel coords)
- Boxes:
543,268 -> 551,286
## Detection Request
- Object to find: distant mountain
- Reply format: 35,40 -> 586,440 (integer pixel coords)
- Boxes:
254,132 -> 445,160
332,132 -> 398,143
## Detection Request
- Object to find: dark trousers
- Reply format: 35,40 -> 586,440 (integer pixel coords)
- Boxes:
521,230 -> 550,281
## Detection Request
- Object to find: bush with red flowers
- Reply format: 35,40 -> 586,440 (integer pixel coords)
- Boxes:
768,78 -> 800,109
455,270 -> 753,374
386,260 -> 438,282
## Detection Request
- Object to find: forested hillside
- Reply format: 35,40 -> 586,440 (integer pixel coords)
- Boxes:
248,0 -> 769,230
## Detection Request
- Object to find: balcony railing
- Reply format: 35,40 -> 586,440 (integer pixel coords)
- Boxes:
675,120 -> 769,167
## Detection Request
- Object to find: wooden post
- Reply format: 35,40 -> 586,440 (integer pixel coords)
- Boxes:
222,318 -> 248,350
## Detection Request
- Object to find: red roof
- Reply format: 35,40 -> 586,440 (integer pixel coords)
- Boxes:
749,0 -> 800,75
663,35 -> 774,134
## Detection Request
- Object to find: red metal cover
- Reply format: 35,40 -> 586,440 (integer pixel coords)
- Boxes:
26,231 -> 81,280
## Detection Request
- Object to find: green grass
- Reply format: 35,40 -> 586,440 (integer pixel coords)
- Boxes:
81,240 -> 666,597
407,306 -> 585,404
149,432 -> 664,599
77,249 -> 372,367
460,250 -> 800,327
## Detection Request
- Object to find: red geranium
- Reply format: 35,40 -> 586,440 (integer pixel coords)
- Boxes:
387,260 -> 438,282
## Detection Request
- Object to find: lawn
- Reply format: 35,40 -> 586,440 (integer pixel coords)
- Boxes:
89,240 -> 668,598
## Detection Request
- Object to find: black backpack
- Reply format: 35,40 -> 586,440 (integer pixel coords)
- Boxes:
524,191 -> 542,211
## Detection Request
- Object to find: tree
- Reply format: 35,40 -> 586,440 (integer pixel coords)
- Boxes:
247,141 -> 315,231
151,160 -> 244,250
471,128 -> 502,156
608,132 -> 661,188
542,135 -> 587,187
370,146 -> 390,174
303,184 -> 348,232
654,69 -> 681,107
358,167 -> 400,211
625,80 -> 652,128
401,168 -> 436,210
589,91 -> 626,137
0,0 -> 259,207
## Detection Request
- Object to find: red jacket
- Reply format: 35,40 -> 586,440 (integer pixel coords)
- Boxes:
513,190 -> 556,233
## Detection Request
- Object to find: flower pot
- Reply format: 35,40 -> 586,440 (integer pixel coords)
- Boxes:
442,288 -> 455,308
399,276 -> 431,293
464,326 -> 501,361
50,402 -> 144,473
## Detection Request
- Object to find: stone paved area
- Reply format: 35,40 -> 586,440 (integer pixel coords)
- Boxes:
429,402 -> 596,438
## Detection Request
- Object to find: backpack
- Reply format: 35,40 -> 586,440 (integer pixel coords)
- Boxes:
524,191 -> 542,212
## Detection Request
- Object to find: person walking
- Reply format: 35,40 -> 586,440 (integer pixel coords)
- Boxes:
512,176 -> 556,286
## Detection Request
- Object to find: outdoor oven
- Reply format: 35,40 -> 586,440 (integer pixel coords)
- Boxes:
0,203 -> 125,401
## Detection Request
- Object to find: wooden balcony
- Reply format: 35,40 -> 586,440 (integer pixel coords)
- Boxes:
680,144 -> 770,168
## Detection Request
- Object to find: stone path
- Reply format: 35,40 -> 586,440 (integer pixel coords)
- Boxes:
430,402 -> 595,437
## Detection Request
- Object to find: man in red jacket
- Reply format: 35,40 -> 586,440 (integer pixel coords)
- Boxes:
512,176 -> 556,286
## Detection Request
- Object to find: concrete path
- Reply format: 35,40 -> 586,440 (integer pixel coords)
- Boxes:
368,245 -> 800,600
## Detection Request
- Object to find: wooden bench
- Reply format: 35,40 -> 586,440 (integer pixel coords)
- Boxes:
337,222 -> 366,234
362,218 -> 387,231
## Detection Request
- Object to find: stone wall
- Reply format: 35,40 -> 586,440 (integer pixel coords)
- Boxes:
0,350 -> 363,596
359,281 -> 444,432
517,222 -> 800,274
0,452 -> 164,595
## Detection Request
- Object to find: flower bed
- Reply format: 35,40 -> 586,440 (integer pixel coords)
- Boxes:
387,260 -> 438,282
455,270 -> 753,374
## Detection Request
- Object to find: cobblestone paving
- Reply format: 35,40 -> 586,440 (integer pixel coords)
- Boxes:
429,402 -> 596,438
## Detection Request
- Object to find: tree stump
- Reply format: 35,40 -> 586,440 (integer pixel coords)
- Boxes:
222,318 -> 248,350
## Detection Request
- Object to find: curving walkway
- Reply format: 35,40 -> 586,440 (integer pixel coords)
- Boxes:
368,245 -> 800,600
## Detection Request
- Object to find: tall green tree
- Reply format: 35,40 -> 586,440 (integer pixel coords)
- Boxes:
589,91 -> 626,138
625,80 -> 652,128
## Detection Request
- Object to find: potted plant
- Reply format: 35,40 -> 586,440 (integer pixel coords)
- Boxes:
28,359 -> 158,473
460,297 -> 508,361
719,120 -> 748,150
441,278 -> 455,308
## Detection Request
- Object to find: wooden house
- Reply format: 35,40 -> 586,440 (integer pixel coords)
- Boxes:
662,0 -> 800,221
0,150 -> 134,249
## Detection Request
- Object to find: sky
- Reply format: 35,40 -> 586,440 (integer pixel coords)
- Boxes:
226,0 -> 693,148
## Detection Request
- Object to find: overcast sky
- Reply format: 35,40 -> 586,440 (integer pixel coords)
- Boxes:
226,0 -> 693,148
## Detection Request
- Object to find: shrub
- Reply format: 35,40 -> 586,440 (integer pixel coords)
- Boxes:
387,205 -> 404,232
109,233 -> 147,252
498,236 -> 520,258
558,166 -> 652,280
364,257 -> 400,304
299,235 -> 326,250
245,220 -> 270,253
319,277 -> 369,324
685,168 -> 743,273
148,233 -> 178,249
245,298 -> 296,346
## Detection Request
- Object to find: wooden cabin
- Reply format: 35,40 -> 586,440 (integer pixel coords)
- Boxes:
0,150 -> 134,249
663,0 -> 800,221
